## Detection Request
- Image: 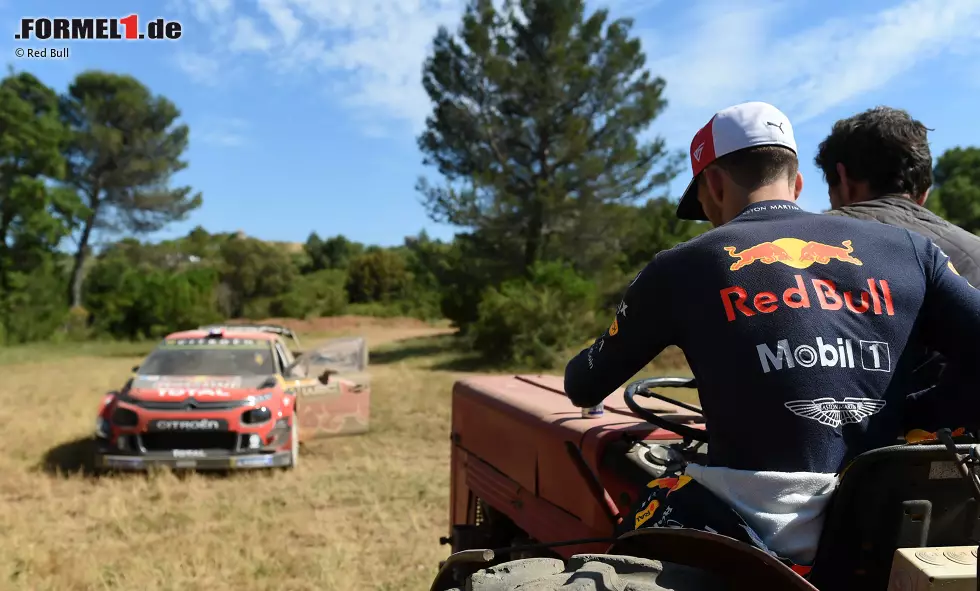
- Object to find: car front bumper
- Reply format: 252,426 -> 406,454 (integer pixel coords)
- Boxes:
95,449 -> 292,471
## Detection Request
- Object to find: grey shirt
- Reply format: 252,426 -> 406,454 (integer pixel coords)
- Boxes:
826,195 -> 980,287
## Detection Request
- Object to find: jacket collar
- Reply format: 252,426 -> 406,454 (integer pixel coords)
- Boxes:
853,194 -> 923,211
731,200 -> 803,221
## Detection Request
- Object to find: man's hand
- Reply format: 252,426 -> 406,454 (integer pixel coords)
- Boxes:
318,368 -> 338,385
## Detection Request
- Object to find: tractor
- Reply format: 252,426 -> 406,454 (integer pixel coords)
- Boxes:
430,375 -> 980,590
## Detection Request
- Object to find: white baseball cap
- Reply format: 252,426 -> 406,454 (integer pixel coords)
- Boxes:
676,101 -> 798,221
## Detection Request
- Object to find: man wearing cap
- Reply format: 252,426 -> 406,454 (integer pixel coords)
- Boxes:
563,101 -> 980,570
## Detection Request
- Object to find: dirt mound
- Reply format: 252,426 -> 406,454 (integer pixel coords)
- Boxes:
250,315 -> 434,333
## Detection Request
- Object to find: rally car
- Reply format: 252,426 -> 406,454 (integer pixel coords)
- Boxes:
94,324 -> 371,472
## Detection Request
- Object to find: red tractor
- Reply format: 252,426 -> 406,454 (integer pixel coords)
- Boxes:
430,375 -> 980,590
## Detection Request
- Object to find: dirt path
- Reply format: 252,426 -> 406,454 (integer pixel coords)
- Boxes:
257,315 -> 456,348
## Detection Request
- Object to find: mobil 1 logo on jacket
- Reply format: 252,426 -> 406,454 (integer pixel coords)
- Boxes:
757,336 -> 890,374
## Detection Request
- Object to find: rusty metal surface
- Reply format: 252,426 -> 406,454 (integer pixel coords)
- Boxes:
510,375 -> 699,417
450,375 -> 702,542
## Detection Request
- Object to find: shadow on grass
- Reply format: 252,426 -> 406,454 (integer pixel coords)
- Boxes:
38,438 -> 272,480
368,334 -> 697,376
102,350 -> 153,359
429,355 -> 509,372
369,334 -> 459,365
369,333 -> 513,373
40,437 -> 99,477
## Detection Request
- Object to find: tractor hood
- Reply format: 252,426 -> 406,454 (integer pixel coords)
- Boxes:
127,374 -> 278,401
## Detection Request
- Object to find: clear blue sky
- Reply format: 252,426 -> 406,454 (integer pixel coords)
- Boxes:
3,0 -> 980,247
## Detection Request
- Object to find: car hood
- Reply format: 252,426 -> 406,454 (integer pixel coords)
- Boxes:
127,374 -> 278,401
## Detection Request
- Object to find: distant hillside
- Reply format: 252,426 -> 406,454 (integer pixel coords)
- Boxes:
233,230 -> 304,253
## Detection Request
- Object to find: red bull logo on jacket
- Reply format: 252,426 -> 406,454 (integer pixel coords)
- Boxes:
720,239 -> 894,322
724,238 -> 862,271
645,475 -> 692,494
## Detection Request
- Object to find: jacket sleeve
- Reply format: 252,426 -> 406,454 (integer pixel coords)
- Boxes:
563,257 -> 676,407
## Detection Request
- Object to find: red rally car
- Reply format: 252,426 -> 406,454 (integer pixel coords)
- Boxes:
94,325 -> 370,471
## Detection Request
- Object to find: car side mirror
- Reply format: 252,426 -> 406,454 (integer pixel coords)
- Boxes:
131,365 -> 139,373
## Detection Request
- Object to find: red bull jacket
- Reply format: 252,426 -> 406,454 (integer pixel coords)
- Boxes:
565,201 -> 980,473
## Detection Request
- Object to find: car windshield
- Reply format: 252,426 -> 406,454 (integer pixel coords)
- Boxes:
139,339 -> 275,376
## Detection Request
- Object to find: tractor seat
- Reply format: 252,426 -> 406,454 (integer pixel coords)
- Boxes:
806,443 -> 980,589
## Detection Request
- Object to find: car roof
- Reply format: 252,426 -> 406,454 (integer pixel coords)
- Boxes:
163,329 -> 279,342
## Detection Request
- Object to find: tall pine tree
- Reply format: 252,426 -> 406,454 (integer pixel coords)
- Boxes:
417,0 -> 681,276
60,71 -> 202,308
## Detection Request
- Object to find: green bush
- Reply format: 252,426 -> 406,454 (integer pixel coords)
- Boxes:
402,285 -> 443,320
346,248 -> 411,303
0,265 -> 70,344
85,263 -> 222,339
436,232 -> 520,331
242,297 -> 273,320
62,305 -> 92,342
270,269 -> 348,318
469,262 -> 598,369
218,237 -> 297,317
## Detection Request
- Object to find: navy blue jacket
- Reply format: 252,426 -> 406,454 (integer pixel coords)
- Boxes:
564,201 -> 980,473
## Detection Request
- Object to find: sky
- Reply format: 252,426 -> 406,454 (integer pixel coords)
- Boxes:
3,0 -> 980,247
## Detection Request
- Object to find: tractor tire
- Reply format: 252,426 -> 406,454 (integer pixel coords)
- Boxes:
443,554 -> 731,591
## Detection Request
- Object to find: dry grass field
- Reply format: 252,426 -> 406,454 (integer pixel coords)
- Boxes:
0,316 -> 692,591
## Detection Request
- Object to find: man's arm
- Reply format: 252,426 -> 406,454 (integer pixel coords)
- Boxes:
564,257 -> 676,407
915,233 -> 980,378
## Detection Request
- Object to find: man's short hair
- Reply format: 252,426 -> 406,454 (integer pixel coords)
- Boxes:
814,106 -> 932,197
702,145 -> 799,191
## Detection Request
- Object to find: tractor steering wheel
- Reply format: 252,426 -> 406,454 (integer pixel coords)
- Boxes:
624,377 -> 709,443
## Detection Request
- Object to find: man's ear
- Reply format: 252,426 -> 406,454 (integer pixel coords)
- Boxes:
835,162 -> 852,205
793,171 -> 803,200
703,166 -> 726,210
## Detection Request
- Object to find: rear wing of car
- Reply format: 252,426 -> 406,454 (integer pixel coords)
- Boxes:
197,324 -> 302,349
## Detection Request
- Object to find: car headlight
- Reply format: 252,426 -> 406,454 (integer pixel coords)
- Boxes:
95,417 -> 109,438
242,406 -> 272,425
